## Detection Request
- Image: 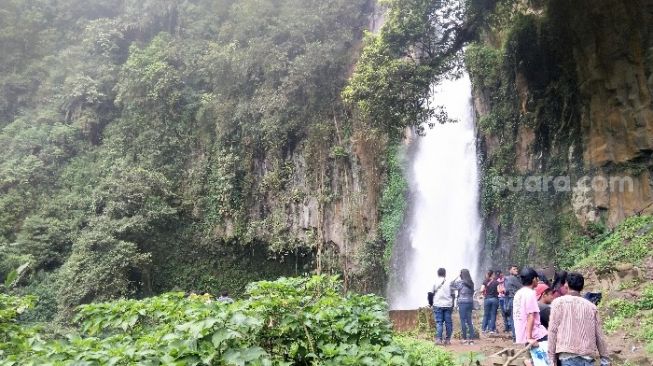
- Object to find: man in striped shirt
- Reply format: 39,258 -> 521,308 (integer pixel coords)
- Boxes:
547,272 -> 611,366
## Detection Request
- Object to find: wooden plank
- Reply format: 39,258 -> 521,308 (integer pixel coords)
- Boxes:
388,310 -> 419,332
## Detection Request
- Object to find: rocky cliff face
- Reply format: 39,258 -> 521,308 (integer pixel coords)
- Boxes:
470,0 -> 653,268
247,128 -> 387,289
566,0 -> 653,226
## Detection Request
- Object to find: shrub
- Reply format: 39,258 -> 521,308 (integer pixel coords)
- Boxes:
380,145 -> 408,271
0,276 -> 456,365
394,336 -> 456,366
464,44 -> 503,91
605,299 -> 638,318
575,216 -> 653,272
603,316 -> 624,335
0,294 -> 36,359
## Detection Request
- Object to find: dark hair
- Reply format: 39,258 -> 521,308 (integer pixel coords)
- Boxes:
520,267 -> 539,286
538,271 -> 551,287
437,268 -> 446,277
221,291 -> 229,297
509,265 -> 519,271
486,270 -> 494,279
566,272 -> 584,292
552,271 -> 568,291
460,269 -> 474,289
495,270 -> 503,277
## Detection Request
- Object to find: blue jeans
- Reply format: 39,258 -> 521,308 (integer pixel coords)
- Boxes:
433,307 -> 453,341
458,302 -> 475,340
560,356 -> 595,366
498,297 -> 507,330
482,297 -> 499,332
504,296 -> 515,339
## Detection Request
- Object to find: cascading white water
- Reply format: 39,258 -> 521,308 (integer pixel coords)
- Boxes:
389,73 -> 482,310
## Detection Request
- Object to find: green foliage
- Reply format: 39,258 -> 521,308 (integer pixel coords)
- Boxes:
640,285 -> 653,310
115,35 -> 182,115
557,234 -> 595,270
604,299 -> 639,318
380,145 -> 408,271
343,0 -> 467,136
3,271 -> 17,288
575,216 -> 653,272
56,231 -> 152,316
151,240 -> 313,300
480,167 -> 501,215
466,3 -> 586,267
602,316 -> 624,335
485,229 -> 498,250
393,336 -> 456,366
349,239 -> 388,294
456,351 -> 486,366
330,146 -> 348,159
0,276 -> 456,365
642,317 -> 653,355
464,44 -> 503,91
16,270 -> 59,322
477,113 -> 502,135
0,294 -> 36,359
48,163 -> 179,315
0,0 -> 378,317
600,284 -> 653,352
15,215 -> 73,269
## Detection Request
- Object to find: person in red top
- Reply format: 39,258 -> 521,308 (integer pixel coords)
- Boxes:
481,270 -> 500,334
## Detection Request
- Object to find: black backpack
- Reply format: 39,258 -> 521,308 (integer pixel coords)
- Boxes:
427,280 -> 446,307
584,292 -> 602,305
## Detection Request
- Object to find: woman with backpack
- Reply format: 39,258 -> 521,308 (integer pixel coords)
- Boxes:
452,269 -> 476,344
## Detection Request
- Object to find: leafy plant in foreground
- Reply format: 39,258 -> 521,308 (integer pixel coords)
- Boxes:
0,276 -> 455,365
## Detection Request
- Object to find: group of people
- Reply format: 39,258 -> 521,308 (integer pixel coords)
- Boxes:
478,266 -> 567,337
429,266 -> 611,366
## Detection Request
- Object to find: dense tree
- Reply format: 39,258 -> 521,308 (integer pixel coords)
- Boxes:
343,0 -> 491,136
0,0 -> 372,317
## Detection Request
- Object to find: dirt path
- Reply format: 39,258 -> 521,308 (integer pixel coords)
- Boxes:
396,306 -> 651,365
428,332 -> 518,365
444,332 -> 514,354
429,329 -> 650,365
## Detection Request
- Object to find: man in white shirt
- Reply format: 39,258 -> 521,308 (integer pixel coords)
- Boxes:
431,267 -> 455,345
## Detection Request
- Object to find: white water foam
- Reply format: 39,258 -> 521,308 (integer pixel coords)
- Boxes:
389,73 -> 482,310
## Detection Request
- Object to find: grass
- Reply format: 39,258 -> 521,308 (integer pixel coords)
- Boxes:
574,217 -> 653,356
574,215 -> 653,273
394,335 -> 457,366
600,284 -> 653,354
603,316 -> 625,334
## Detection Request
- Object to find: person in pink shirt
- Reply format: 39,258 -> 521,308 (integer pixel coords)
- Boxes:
513,267 -> 550,365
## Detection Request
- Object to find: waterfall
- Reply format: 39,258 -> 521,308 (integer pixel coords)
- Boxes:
389,73 -> 482,310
